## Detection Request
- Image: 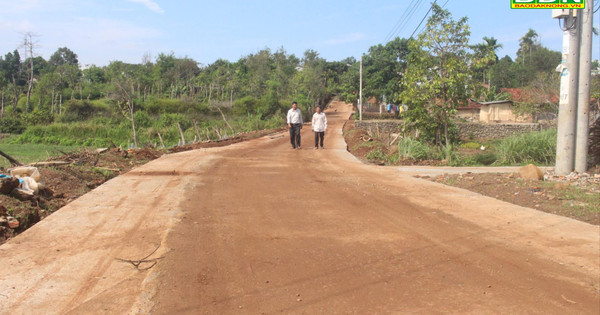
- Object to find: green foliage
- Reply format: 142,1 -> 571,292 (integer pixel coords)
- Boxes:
0,143 -> 79,168
366,148 -> 386,161
58,100 -> 100,123
473,152 -> 498,165
460,141 -> 482,150
233,96 -> 260,115
398,137 -> 431,160
0,115 -> 25,134
399,4 -> 472,147
434,145 -> 458,164
22,108 -> 54,125
494,129 -> 557,165
134,110 -> 152,128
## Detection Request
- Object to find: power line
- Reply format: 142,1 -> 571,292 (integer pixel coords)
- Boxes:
397,0 -> 426,39
383,0 -> 423,43
409,0 -> 437,39
383,0 -> 417,42
414,0 -> 449,37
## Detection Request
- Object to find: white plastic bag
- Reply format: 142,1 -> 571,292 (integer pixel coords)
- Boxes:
9,166 -> 41,182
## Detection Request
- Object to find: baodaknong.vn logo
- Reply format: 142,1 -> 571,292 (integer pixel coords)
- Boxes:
511,0 -> 585,9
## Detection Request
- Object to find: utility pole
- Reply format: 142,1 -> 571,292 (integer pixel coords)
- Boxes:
555,10 -> 579,175
575,0 -> 593,172
359,56 -> 363,121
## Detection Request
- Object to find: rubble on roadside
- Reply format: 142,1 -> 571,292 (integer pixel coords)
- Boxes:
543,169 -> 600,189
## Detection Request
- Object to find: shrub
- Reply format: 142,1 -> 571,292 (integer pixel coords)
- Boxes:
134,111 -> 152,128
58,100 -> 99,122
22,108 -> 54,125
232,96 -> 259,116
472,152 -> 498,165
0,116 -> 26,134
366,148 -> 386,161
398,137 -> 430,160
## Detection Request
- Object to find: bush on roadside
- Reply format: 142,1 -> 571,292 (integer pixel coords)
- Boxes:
398,137 -> 430,160
493,129 -> 556,165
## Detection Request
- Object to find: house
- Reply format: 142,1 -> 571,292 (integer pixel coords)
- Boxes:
479,100 -> 532,123
457,99 -> 533,123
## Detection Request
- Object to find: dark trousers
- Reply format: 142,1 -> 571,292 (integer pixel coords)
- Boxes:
314,131 -> 324,148
290,124 -> 302,148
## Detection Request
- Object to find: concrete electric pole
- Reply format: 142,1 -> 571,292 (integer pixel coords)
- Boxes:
554,3 -> 594,175
555,9 -> 579,175
359,56 -> 363,121
575,0 -> 593,173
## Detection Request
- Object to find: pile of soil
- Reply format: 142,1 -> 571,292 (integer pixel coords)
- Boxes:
0,128 -> 285,244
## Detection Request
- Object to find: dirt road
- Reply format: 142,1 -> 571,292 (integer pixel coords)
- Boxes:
0,101 -> 598,314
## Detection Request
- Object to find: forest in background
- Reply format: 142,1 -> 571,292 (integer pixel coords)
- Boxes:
0,4 -> 590,149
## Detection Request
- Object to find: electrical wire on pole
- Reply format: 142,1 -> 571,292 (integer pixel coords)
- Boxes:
383,0 -> 423,43
409,0 -> 437,39
413,0 -> 450,37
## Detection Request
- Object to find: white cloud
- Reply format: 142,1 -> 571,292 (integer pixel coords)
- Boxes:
127,0 -> 164,14
325,33 -> 365,45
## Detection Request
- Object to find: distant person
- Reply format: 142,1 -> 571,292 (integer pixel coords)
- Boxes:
287,101 -> 303,149
311,106 -> 327,149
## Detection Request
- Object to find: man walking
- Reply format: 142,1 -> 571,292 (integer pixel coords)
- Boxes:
312,106 -> 327,149
287,101 -> 303,149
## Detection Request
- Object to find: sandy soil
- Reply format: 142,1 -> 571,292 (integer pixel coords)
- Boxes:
0,101 -> 598,314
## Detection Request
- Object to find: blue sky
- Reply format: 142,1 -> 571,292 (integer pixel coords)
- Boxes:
0,0 -> 598,67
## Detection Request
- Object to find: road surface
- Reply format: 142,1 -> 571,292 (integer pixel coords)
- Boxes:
0,101 -> 598,314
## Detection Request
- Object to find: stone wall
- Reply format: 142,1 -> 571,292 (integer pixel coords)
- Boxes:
457,123 -> 546,140
354,120 -> 404,137
354,120 -> 550,140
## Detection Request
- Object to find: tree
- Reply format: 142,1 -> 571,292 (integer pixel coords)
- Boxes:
21,32 -> 40,112
0,50 -> 24,110
48,47 -> 81,103
399,4 -> 472,147
471,36 -> 502,87
517,29 -> 540,65
362,37 -> 410,105
107,67 -> 138,148
48,47 -> 79,68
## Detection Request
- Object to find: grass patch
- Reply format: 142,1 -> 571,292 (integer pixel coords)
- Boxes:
352,140 -> 382,151
0,143 -> 81,168
397,137 -> 431,160
493,129 -> 556,166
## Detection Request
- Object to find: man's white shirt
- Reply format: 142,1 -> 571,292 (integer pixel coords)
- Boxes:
287,108 -> 303,124
312,112 -> 327,132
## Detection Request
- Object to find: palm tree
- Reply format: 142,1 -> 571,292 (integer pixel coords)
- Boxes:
518,29 -> 539,65
482,36 -> 502,88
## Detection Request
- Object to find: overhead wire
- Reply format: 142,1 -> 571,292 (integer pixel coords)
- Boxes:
409,0 -> 437,39
384,0 -> 424,43
414,0 -> 450,38
383,0 -> 419,43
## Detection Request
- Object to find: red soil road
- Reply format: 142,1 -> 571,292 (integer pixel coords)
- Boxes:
0,101 -> 598,314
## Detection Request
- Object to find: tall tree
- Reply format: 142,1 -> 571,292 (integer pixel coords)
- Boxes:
399,4 -> 472,147
1,50 -> 24,110
363,37 -> 410,104
472,36 -> 502,88
517,29 -> 540,65
21,32 -> 40,112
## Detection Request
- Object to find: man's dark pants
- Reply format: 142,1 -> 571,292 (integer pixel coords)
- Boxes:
314,131 -> 324,148
290,123 -> 302,148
